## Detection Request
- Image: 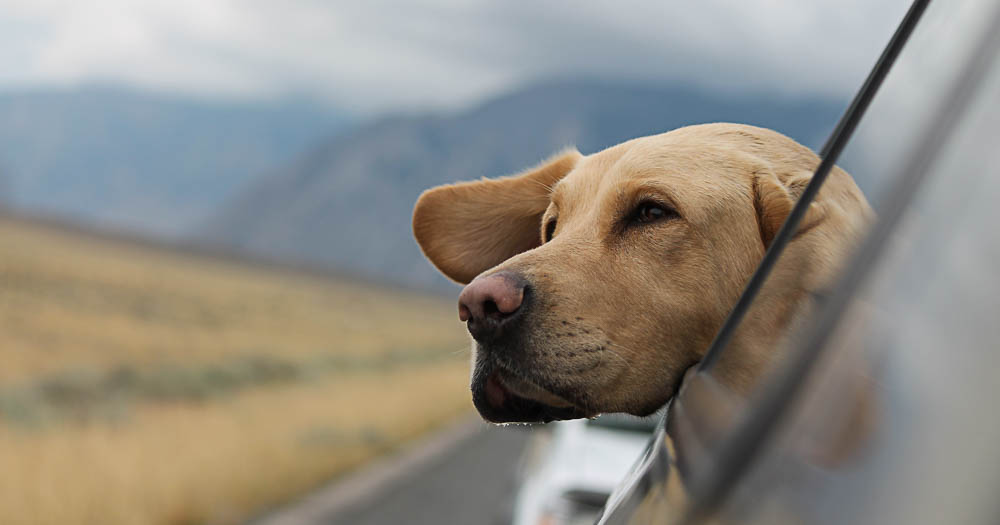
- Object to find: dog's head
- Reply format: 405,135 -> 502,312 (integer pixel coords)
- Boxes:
413,123 -> 872,423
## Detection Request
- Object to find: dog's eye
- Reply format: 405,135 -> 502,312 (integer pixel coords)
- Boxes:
544,218 -> 557,242
630,201 -> 677,225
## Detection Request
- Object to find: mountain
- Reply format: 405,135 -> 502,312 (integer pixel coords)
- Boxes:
0,169 -> 8,203
0,87 -> 350,235
202,79 -> 846,290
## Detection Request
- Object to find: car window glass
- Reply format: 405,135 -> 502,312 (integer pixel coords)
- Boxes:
601,2 -> 1000,522
708,0 -> 992,395
708,0 -> 1000,522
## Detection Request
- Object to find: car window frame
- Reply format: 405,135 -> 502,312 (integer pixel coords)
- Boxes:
681,0 -> 1000,522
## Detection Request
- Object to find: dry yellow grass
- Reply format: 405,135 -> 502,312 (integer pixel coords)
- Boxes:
0,216 -> 475,525
0,363 -> 473,525
0,217 -> 466,383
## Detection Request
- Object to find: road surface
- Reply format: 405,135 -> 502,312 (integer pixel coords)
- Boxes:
250,416 -> 535,525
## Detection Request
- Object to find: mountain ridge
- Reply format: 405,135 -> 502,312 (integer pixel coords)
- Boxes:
0,86 -> 350,235
202,79 -> 846,290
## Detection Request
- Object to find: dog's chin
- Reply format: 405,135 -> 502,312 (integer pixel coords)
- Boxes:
471,362 -> 591,424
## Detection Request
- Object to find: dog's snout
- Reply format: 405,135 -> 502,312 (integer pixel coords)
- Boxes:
458,271 -> 528,342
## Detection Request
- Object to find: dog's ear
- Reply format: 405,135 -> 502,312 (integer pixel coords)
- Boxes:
752,169 -> 823,248
413,149 -> 581,284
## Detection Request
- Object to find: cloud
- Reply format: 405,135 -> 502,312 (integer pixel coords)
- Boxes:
0,0 -> 910,113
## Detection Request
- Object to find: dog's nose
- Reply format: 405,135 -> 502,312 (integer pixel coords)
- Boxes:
458,271 -> 527,342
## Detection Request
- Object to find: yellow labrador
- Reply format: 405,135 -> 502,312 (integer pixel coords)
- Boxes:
412,123 -> 872,423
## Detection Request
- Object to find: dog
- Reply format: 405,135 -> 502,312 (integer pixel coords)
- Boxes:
412,123 -> 873,423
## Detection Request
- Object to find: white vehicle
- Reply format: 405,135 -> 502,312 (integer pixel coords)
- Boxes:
512,414 -> 657,525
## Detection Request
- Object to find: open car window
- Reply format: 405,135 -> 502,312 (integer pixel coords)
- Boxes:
703,1 -> 1000,521
599,0 -> 1000,523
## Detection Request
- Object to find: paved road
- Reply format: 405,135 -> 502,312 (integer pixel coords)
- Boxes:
250,417 -> 534,525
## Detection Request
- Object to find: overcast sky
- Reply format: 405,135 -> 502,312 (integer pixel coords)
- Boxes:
0,0 -> 910,114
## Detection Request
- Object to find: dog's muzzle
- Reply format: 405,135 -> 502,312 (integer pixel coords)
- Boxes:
471,357 -> 590,423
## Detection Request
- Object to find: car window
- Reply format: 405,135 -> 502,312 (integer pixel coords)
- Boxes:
600,0 -> 1000,523
706,3 -> 1000,521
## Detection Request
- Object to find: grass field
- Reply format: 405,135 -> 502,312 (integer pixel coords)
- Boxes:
0,216 -> 473,525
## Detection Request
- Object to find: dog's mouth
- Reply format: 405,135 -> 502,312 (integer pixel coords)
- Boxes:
472,359 -> 591,423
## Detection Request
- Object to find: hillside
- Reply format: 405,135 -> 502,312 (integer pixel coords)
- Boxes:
0,215 -> 470,525
0,87 -> 349,235
202,79 -> 845,290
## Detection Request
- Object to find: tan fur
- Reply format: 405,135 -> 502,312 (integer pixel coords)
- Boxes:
413,149 -> 582,285
412,123 -> 873,417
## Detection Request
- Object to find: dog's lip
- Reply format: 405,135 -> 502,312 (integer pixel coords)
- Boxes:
491,370 -> 574,408
476,366 -> 591,423
485,372 -> 508,409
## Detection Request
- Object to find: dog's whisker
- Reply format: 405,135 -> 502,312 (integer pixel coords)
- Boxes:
601,342 -> 640,373
447,345 -> 470,356
527,178 -> 556,194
